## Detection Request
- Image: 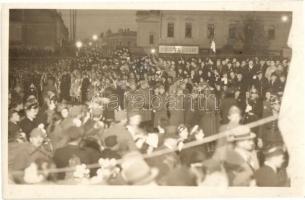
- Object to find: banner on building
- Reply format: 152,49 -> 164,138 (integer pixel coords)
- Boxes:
159,45 -> 199,54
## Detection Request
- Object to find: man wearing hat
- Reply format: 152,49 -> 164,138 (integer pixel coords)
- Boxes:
268,73 -> 281,94
8,109 -> 21,142
9,127 -> 52,171
265,60 -> 277,81
53,126 -> 97,180
120,151 -> 159,185
258,59 -> 268,76
251,70 -> 269,98
136,80 -> 152,129
213,105 -> 242,161
258,96 -> 283,148
254,146 -> 289,186
242,60 -> 259,89
220,87 -> 238,124
101,135 -> 121,159
223,125 -> 260,186
235,72 -> 247,94
102,110 -> 138,155
59,71 -> 71,102
20,97 -> 40,140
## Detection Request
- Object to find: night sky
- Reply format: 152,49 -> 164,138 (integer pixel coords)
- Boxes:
58,10 -> 137,40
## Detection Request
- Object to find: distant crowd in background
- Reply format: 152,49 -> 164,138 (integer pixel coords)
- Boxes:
8,45 -> 290,186
9,47 -> 67,58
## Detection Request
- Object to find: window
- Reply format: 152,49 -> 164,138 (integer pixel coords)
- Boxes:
149,34 -> 154,45
185,23 -> 192,38
268,26 -> 275,40
167,22 -> 174,38
207,24 -> 215,39
229,24 -> 236,39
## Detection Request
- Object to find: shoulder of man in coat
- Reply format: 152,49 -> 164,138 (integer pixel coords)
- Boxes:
224,148 -> 247,167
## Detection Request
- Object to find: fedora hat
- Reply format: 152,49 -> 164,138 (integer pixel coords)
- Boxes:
121,151 -> 159,185
227,125 -> 256,142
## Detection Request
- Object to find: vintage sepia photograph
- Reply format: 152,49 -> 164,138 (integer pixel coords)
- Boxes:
1,1 -> 304,198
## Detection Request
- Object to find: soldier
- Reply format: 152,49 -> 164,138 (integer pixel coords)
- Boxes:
20,97 -> 40,140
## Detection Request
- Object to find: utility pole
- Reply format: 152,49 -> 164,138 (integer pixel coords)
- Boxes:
69,9 -> 77,42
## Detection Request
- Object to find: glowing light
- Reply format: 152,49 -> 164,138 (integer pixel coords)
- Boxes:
88,42 -> 92,46
150,48 -> 156,54
281,15 -> 288,22
92,34 -> 98,41
75,41 -> 83,48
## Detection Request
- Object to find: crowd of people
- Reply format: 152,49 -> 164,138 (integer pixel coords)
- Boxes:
8,46 -> 290,186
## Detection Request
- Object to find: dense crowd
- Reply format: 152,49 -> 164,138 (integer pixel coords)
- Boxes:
8,46 -> 290,186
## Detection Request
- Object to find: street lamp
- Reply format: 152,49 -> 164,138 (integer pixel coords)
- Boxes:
88,42 -> 92,46
150,48 -> 156,54
75,41 -> 82,56
92,34 -> 98,41
281,15 -> 288,23
76,41 -> 83,49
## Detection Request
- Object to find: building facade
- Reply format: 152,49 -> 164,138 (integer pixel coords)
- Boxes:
9,9 -> 69,51
136,11 -> 292,55
103,29 -> 137,50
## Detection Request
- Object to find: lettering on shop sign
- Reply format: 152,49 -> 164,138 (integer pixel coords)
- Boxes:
159,45 -> 199,54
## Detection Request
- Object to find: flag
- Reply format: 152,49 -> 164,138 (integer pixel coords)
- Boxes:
210,39 -> 216,53
278,8 -> 305,188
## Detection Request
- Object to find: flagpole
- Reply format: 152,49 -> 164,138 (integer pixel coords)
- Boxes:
210,37 -> 216,57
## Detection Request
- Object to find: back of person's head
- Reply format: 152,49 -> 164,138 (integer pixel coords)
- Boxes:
81,137 -> 101,152
9,96 -> 23,110
66,126 -> 83,143
225,87 -> 235,98
104,135 -> 118,149
24,96 -> 39,111
9,108 -> 20,121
